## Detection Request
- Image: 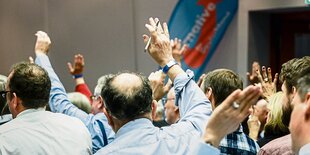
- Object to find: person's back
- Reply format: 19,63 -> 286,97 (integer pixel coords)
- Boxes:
0,110 -> 92,154
100,118 -> 209,154
0,61 -> 92,154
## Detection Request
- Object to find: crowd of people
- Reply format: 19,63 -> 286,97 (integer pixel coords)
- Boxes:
0,17 -> 310,155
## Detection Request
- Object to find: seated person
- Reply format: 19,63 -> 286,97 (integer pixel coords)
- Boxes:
0,62 -> 92,154
68,92 -> 92,113
95,17 -> 261,154
200,68 -> 260,154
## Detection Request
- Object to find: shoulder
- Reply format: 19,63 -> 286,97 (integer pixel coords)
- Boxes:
260,134 -> 292,154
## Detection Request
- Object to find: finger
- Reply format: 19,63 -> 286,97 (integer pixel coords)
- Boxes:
29,56 -> 34,64
256,69 -> 263,83
221,89 -> 242,110
143,34 -> 150,44
246,72 -> 251,81
180,44 -> 187,55
163,22 -> 169,38
145,24 -> 157,41
262,66 -> 267,80
67,62 -> 74,73
155,18 -> 163,34
238,86 -> 261,113
149,17 -> 156,27
170,39 -> 175,47
273,73 -> 278,86
239,90 -> 260,118
267,67 -> 272,82
252,61 -> 259,75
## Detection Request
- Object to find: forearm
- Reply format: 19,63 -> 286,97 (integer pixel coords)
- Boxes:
35,54 -> 88,118
75,83 -> 92,102
174,69 -> 212,136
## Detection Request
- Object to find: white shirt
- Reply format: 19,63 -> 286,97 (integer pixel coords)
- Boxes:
0,108 -> 92,155
299,143 -> 310,155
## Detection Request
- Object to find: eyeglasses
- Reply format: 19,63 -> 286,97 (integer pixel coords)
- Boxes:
162,97 -> 175,104
90,95 -> 100,101
0,91 -> 11,100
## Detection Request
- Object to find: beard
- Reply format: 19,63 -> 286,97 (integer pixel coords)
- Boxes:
281,96 -> 293,127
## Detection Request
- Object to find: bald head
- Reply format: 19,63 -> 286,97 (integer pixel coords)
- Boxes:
101,72 -> 153,120
112,73 -> 143,98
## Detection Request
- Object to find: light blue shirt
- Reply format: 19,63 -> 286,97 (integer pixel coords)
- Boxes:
35,54 -> 115,153
299,143 -> 310,155
95,70 -> 220,155
0,109 -> 92,155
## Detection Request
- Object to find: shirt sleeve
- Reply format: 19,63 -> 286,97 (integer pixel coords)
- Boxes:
75,83 -> 92,103
173,70 -> 213,136
35,54 -> 114,153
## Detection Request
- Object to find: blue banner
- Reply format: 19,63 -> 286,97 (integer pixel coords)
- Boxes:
168,0 -> 238,80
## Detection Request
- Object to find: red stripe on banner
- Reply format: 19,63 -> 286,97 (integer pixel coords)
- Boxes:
183,0 -> 217,68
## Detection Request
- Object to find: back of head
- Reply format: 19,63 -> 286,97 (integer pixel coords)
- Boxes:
94,74 -> 114,96
8,62 -> 51,109
264,92 -> 289,137
202,69 -> 243,107
296,72 -> 310,102
280,56 -> 310,95
0,75 -> 9,114
101,71 -> 153,120
67,92 -> 91,113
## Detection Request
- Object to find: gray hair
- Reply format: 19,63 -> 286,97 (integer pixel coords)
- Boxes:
67,92 -> 91,113
94,74 -> 113,96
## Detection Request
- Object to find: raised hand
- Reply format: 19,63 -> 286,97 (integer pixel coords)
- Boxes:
204,85 -> 261,147
29,56 -> 34,64
67,54 -> 85,76
35,31 -> 51,55
143,17 -> 173,68
247,61 -> 260,84
171,38 -> 187,65
256,66 -> 278,101
148,70 -> 172,101
197,73 -> 206,87
247,109 -> 261,141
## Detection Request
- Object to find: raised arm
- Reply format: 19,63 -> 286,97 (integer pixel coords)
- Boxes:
67,54 -> 92,101
144,17 -> 212,135
34,31 -> 114,153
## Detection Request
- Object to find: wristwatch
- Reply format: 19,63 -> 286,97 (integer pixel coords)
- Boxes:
162,60 -> 178,74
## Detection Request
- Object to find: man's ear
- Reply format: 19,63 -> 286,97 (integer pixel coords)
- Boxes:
151,100 -> 157,120
304,92 -> 310,118
9,92 -> 23,118
206,87 -> 213,100
97,96 -> 104,110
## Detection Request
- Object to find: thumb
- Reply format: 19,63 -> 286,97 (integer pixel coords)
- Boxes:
67,62 -> 74,74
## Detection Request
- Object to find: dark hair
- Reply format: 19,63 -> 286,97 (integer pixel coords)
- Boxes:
101,71 -> 153,120
203,69 -> 243,107
296,72 -> 310,102
8,62 -> 51,109
280,56 -> 310,95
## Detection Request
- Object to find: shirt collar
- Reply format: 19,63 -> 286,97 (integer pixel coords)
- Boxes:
16,108 -> 45,118
115,118 -> 153,138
